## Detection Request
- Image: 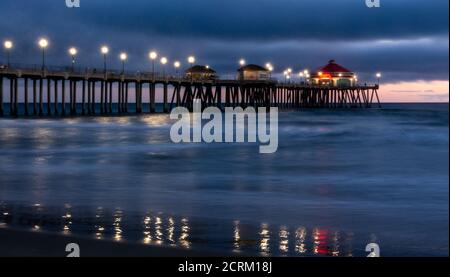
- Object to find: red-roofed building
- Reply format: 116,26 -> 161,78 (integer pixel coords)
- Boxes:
310,60 -> 357,87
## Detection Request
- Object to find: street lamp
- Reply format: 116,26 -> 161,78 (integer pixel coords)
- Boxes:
38,38 -> 49,70
299,72 -> 304,83
376,72 -> 381,85
239,59 -> 246,66
149,51 -> 158,77
100,45 -> 109,73
174,61 -> 181,77
160,56 -> 168,77
188,56 -> 195,66
120,52 -> 127,74
4,40 -> 13,67
68,47 -> 77,72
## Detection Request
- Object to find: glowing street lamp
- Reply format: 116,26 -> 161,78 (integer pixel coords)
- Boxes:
4,40 -> 13,67
187,56 -> 195,81
160,56 -> 168,77
149,51 -> 158,77
100,45 -> 109,73
38,38 -> 49,70
174,61 -> 181,77
287,68 -> 292,74
299,72 -> 304,83
68,47 -> 77,72
266,63 -> 273,78
239,59 -> 246,66
120,52 -> 128,74
188,56 -> 195,66
376,72 -> 381,85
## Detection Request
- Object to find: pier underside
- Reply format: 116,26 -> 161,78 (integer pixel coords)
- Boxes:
0,67 -> 381,117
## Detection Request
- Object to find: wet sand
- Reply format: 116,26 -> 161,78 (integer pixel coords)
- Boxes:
0,228 -> 214,257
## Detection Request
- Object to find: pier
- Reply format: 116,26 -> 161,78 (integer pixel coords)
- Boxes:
0,65 -> 381,117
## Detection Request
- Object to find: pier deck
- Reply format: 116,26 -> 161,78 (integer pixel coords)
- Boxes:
0,65 -> 381,117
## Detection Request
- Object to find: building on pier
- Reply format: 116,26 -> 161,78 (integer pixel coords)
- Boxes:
237,64 -> 270,81
185,65 -> 217,80
310,60 -> 356,87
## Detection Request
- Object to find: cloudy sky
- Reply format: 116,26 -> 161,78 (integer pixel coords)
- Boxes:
0,0 -> 448,102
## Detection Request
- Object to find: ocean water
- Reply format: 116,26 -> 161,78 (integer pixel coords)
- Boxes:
0,103 -> 448,256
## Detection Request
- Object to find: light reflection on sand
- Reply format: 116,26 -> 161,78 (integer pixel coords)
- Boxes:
0,202 -> 366,256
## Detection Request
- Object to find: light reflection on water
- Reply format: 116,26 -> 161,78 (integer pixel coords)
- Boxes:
0,202 -> 372,256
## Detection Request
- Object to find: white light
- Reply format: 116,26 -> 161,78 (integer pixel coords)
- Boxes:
299,72 -> 304,77
286,75 -> 291,79
149,51 -> 158,60
69,47 -> 77,56
268,66 -> 273,72
101,46 -> 109,54
376,72 -> 381,78
205,65 -> 210,69
120,52 -> 127,61
4,40 -> 13,49
265,63 -> 272,69
188,56 -> 195,64
160,57 -> 168,65
239,59 -> 246,66
287,68 -> 292,73
38,38 -> 48,49
303,69 -> 309,75
174,61 -> 181,68
338,73 -> 342,77
318,71 -> 323,76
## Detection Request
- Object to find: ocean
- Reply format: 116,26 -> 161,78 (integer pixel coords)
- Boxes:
0,103 -> 448,256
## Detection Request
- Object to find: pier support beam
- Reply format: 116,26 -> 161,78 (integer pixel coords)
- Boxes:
0,77 -> 3,116
24,78 -> 29,116
54,80 -> 59,115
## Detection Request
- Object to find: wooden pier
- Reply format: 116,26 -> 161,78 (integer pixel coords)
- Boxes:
0,65 -> 381,117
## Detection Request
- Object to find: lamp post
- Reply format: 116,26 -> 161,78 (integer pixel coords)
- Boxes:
266,63 -> 273,78
120,52 -> 127,74
4,40 -> 13,67
100,46 -> 109,74
149,51 -> 158,78
188,56 -> 195,81
239,59 -> 246,67
376,72 -> 381,85
68,47 -> 77,72
174,61 -> 181,78
160,57 -> 168,78
38,38 -> 49,71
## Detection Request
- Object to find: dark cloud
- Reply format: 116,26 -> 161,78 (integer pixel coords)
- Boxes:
0,0 -> 448,83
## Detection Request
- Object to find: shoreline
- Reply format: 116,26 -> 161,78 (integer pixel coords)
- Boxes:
0,227 -> 218,257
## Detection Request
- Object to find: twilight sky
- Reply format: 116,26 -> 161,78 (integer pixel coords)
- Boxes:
0,0 -> 448,102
